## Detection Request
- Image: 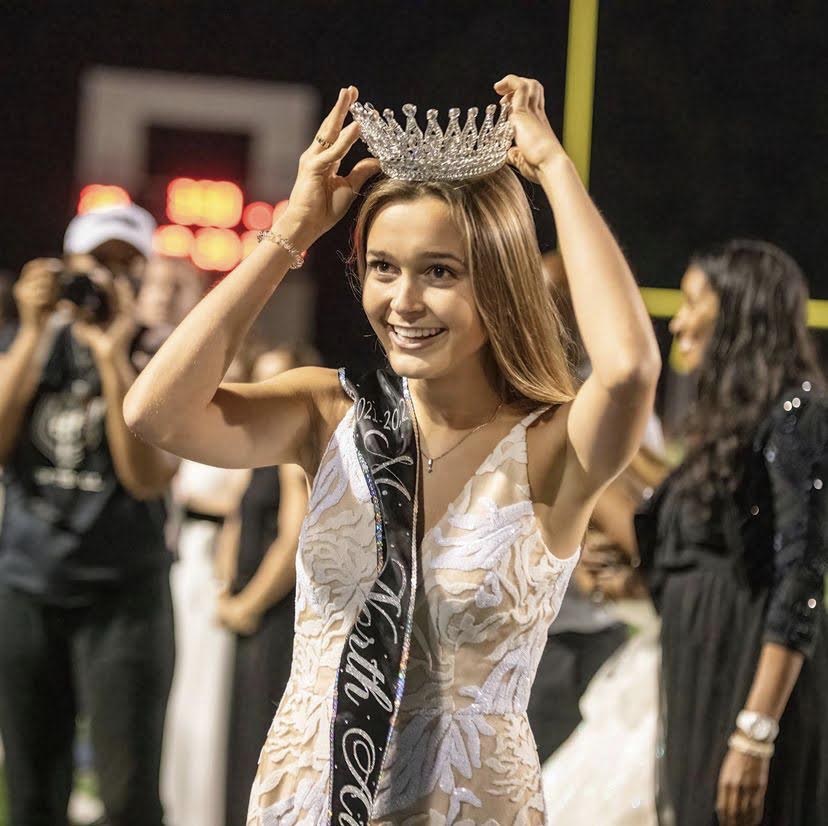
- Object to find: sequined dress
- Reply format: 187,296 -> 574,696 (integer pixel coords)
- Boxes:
246,403 -> 579,825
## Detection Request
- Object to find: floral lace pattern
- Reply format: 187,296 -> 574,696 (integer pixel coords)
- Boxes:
248,406 -> 579,825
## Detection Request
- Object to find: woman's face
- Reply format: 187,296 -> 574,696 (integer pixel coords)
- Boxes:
361,196 -> 488,380
669,265 -> 720,372
135,259 -> 180,328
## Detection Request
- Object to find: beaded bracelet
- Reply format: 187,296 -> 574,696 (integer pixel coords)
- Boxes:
257,230 -> 304,269
727,732 -> 775,760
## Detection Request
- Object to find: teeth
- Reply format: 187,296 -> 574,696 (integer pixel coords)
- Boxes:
392,325 -> 443,339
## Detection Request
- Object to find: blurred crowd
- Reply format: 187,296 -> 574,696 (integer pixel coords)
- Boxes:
0,205 -> 825,826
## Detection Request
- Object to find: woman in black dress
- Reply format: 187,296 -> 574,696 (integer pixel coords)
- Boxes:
215,348 -> 310,826
636,240 -> 828,826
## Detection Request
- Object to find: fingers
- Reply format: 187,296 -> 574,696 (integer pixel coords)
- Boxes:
20,257 -> 62,285
506,147 -> 539,183
724,782 -> 739,826
111,276 -> 135,316
715,779 -> 728,824
314,86 -> 359,149
316,120 -> 363,167
494,75 -> 545,113
494,74 -> 522,95
345,157 -> 382,195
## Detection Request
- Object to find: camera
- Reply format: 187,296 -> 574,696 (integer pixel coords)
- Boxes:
58,270 -> 111,324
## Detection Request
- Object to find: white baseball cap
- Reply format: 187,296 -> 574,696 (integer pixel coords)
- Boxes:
63,204 -> 157,259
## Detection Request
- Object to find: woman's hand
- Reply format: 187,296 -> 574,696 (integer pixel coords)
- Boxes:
216,591 -> 262,636
493,75 -> 567,183
14,258 -> 62,330
279,86 -> 381,248
716,747 -> 769,825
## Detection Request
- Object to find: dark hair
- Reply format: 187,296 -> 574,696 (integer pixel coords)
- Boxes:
679,239 -> 824,499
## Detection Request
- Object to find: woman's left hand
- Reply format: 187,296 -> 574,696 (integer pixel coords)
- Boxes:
715,747 -> 769,825
493,75 -> 567,183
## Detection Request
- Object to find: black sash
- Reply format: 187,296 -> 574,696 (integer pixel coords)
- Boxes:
329,368 -> 421,825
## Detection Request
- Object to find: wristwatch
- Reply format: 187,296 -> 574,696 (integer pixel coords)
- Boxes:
736,710 -> 779,743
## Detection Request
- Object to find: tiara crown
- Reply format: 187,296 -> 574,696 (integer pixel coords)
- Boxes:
350,101 -> 514,182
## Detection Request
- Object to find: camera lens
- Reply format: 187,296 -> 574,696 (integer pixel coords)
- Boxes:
59,271 -> 111,323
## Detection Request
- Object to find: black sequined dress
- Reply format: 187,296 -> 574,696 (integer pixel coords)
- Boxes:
636,386 -> 828,825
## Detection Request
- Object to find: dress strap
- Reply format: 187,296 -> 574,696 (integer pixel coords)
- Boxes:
520,404 -> 554,430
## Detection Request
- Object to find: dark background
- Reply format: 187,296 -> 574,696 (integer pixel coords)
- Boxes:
1,1 -> 825,367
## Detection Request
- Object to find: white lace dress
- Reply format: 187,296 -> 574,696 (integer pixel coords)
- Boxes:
247,405 -> 579,825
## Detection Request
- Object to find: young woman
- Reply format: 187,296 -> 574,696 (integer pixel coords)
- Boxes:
217,346 -> 313,826
636,241 -> 828,826
125,77 -> 660,824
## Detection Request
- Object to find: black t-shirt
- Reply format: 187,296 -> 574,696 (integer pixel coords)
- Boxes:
0,323 -> 169,605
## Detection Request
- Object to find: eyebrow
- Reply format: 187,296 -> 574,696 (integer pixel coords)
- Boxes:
366,249 -> 466,267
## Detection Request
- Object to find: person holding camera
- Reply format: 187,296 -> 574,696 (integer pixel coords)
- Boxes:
0,210 -> 178,826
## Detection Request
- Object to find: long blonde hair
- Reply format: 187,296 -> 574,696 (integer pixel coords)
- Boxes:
351,166 -> 577,409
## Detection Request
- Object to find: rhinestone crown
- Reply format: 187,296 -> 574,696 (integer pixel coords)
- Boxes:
349,101 -> 514,182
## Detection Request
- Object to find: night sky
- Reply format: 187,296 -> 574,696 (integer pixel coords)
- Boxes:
1,1 -> 825,366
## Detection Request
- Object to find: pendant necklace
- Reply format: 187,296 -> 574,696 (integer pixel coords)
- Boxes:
420,401 -> 504,473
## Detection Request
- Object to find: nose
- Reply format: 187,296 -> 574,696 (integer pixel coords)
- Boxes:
389,273 -> 425,317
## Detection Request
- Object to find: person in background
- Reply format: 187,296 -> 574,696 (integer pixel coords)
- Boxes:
217,346 -> 314,826
132,257 -> 206,371
0,206 -> 176,826
637,240 -> 828,826
542,441 -> 669,825
159,340 -> 259,826
63,204 -> 156,284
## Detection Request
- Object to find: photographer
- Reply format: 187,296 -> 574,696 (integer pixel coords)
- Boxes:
0,211 -> 177,826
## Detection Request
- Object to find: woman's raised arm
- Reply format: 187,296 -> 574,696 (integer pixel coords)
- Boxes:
124,87 -> 380,471
496,75 -> 661,494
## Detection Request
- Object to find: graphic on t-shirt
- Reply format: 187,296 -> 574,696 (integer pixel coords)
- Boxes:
30,392 -> 107,491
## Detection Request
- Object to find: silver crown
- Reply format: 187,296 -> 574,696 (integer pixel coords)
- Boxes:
349,101 -> 514,181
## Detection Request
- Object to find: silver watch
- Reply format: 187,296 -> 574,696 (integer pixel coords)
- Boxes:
736,710 -> 779,743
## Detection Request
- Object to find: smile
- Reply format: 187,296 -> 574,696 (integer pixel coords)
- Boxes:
387,324 -> 447,350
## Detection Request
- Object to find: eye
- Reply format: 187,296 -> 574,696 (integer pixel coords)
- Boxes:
367,259 -> 395,276
428,265 -> 455,281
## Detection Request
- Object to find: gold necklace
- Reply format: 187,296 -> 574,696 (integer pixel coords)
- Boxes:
419,401 -> 504,473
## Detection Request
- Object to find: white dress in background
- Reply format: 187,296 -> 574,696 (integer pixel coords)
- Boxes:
542,600 -> 660,825
161,460 -> 242,826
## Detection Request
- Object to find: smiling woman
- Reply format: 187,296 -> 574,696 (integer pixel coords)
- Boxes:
353,169 -> 576,411
123,78 -> 660,825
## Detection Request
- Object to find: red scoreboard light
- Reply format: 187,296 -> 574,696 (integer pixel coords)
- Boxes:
192,227 -> 242,272
77,184 -> 132,214
242,201 -> 274,232
153,224 -> 194,258
167,178 -> 243,228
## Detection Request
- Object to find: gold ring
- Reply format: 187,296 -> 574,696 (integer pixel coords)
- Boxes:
315,134 -> 333,149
